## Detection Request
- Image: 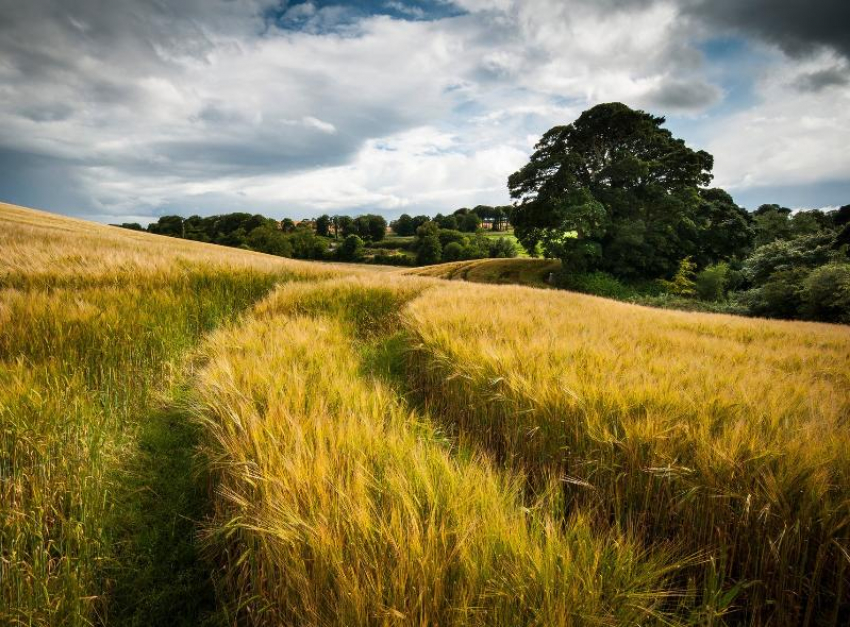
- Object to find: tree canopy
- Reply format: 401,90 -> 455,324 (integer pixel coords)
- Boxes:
508,102 -> 716,279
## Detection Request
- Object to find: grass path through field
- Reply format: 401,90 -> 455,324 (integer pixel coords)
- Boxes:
105,393 -> 222,626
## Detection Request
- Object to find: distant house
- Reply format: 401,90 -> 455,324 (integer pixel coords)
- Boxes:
481,218 -> 495,230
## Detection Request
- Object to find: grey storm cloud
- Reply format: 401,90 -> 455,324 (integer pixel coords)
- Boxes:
646,79 -> 722,112
793,66 -> 850,92
586,0 -> 850,61
682,0 -> 850,59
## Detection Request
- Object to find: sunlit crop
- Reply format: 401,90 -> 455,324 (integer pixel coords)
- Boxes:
2,202 -> 847,626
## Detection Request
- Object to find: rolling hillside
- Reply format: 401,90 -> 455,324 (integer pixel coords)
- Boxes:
2,202 -> 849,626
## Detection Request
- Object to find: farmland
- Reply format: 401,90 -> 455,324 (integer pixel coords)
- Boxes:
2,202 -> 849,626
405,257 -> 560,288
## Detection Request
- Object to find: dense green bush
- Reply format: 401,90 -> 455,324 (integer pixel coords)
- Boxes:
738,268 -> 808,319
488,237 -> 517,258
369,252 -> 414,266
461,234 -> 491,260
742,234 -> 836,284
370,239 -> 411,251
695,262 -> 730,301
247,225 -> 294,257
338,235 -> 365,261
416,235 -> 442,265
442,241 -> 464,262
558,271 -> 636,299
289,229 -> 328,260
801,263 -> 850,323
438,229 -> 467,248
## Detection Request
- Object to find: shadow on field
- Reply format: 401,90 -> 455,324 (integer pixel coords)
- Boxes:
105,396 -> 223,627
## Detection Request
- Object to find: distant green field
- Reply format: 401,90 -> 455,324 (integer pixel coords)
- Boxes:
380,230 -> 530,257
477,231 -> 529,256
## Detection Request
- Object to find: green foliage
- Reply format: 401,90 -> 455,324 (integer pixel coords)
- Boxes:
659,257 -> 697,297
694,189 -> 754,265
434,213 -> 459,230
752,204 -> 793,247
801,263 -> 850,323
750,206 -> 833,248
336,214 -> 387,241
461,234 -> 491,260
356,214 -> 388,241
458,212 -> 482,232
392,214 -> 431,236
315,214 -> 331,237
338,234 -> 365,261
415,220 -> 439,239
247,224 -> 294,257
416,235 -> 442,265
337,215 -> 356,237
712,225 -> 850,320
148,215 -> 186,237
390,213 -> 415,236
739,268 -> 808,319
509,102 -> 713,279
412,222 -> 446,265
558,271 -> 636,299
437,228 -> 466,248
442,241 -> 464,262
407,222 -> 523,267
488,236 -> 517,258
369,238 -> 411,251
368,252 -> 414,266
434,211 -> 482,233
695,262 -> 730,302
743,233 -> 837,284
289,228 -> 328,259
791,209 -> 830,237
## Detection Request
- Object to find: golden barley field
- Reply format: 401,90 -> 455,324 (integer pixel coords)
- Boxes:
1,202 -> 848,626
404,257 -> 561,288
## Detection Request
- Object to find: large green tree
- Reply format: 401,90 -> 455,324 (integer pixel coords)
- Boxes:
508,102 -> 714,278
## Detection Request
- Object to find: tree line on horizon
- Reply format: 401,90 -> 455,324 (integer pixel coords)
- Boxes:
117,203 -> 519,266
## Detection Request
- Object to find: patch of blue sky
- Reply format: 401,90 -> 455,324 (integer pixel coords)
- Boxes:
732,179 -> 850,211
264,0 -> 465,33
451,97 -> 487,118
697,36 -> 776,113
664,36 -> 777,148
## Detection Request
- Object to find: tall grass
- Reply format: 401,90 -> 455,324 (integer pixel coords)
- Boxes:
0,203 -> 327,625
402,282 -> 850,625
193,276 -> 681,626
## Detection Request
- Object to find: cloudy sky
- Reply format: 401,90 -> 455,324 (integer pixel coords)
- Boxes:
0,0 -> 848,224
